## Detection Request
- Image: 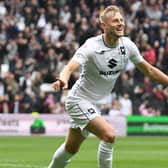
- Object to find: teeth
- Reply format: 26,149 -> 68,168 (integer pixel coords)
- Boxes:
117,27 -> 123,31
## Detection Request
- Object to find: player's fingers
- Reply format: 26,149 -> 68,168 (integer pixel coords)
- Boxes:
52,81 -> 61,91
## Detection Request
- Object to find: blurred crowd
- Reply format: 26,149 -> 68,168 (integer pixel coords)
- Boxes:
0,0 -> 168,116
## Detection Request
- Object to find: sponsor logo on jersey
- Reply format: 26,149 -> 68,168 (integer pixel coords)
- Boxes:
97,46 -> 126,76
108,58 -> 118,69
99,58 -> 120,76
99,70 -> 120,76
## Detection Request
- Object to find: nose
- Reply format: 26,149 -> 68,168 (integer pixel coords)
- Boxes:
117,20 -> 124,28
118,19 -> 124,25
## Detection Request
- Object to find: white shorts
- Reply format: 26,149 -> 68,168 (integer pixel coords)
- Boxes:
65,97 -> 101,138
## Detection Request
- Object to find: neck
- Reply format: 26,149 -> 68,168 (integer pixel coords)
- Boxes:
103,33 -> 119,48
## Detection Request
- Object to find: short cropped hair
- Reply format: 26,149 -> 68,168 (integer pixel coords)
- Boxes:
99,5 -> 120,24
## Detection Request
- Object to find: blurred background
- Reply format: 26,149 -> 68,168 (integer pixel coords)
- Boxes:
0,0 -> 168,136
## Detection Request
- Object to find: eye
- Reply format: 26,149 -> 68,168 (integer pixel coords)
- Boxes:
112,19 -> 119,23
120,18 -> 124,22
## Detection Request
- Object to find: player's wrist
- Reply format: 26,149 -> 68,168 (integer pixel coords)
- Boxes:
56,78 -> 65,87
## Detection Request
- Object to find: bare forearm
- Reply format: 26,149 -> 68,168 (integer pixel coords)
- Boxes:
137,60 -> 168,85
59,66 -> 72,84
58,60 -> 81,87
149,66 -> 168,85
52,65 -> 73,91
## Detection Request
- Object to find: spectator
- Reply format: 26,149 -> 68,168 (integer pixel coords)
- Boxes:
139,100 -> 160,116
0,0 -> 167,115
109,98 -> 121,116
142,44 -> 156,65
119,93 -> 133,116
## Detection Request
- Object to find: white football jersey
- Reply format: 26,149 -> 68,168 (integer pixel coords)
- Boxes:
67,34 -> 144,103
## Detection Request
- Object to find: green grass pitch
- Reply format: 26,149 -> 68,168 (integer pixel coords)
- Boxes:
0,136 -> 168,168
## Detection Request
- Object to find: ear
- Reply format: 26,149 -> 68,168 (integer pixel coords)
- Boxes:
100,22 -> 106,30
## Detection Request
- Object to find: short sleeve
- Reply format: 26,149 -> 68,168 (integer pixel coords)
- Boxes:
129,40 -> 144,64
71,40 -> 92,65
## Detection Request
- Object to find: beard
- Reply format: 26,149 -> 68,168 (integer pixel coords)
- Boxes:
110,30 -> 124,38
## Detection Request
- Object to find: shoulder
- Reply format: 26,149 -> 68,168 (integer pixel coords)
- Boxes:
85,34 -> 103,46
120,36 -> 139,53
120,36 -> 135,47
79,34 -> 103,53
75,35 -> 101,56
120,37 -> 143,63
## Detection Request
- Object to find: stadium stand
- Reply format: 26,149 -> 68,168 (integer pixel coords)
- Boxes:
0,0 -> 167,115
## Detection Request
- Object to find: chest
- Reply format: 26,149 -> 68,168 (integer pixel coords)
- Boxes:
93,47 -> 128,71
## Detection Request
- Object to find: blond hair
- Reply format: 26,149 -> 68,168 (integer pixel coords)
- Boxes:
99,5 -> 120,24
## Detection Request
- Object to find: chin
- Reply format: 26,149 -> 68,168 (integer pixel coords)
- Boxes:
110,32 -> 124,39
114,34 -> 124,38
118,34 -> 124,37
116,32 -> 124,37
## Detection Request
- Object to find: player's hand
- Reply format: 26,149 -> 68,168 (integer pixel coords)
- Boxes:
52,79 -> 67,92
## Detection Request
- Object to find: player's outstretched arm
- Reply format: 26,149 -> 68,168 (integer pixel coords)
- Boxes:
136,60 -> 168,85
52,59 -> 81,92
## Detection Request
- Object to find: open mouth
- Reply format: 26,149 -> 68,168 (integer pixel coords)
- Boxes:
116,27 -> 124,32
